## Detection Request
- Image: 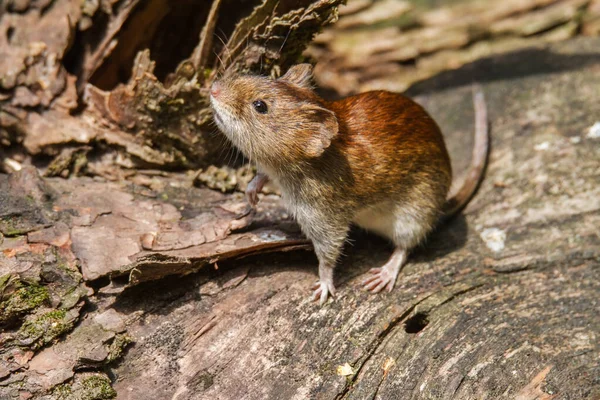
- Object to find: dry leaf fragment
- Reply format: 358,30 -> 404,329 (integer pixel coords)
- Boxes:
382,357 -> 396,375
336,362 -> 354,376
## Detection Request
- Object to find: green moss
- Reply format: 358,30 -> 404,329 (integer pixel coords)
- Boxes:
16,285 -> 49,309
18,309 -> 74,349
0,274 -> 11,292
52,383 -> 73,400
53,374 -> 117,400
107,334 -> 133,363
0,283 -> 49,324
80,375 -> 117,400
0,216 -> 27,236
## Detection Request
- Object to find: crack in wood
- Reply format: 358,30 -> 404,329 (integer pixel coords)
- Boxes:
335,297 -> 429,400
492,251 -> 599,274
335,281 -> 484,399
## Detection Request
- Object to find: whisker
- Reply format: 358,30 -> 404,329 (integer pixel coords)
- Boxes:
278,27 -> 292,55
218,140 -> 228,160
213,34 -> 229,68
226,145 -> 234,166
233,142 -> 241,166
216,28 -> 233,64
213,49 -> 225,71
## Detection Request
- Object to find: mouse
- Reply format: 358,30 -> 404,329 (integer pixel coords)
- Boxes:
209,64 -> 489,305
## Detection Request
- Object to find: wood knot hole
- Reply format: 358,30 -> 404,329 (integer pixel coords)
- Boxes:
404,312 -> 429,334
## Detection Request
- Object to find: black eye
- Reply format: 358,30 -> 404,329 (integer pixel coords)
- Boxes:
252,100 -> 268,114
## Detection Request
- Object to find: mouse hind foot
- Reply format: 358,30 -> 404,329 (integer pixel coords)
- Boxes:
312,263 -> 336,305
355,201 -> 438,294
363,247 -> 407,293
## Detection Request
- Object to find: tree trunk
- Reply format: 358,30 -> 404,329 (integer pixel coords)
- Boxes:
109,38 -> 600,400
1,0 -> 599,398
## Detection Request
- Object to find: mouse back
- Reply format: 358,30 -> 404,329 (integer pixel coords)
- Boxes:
325,91 -> 453,201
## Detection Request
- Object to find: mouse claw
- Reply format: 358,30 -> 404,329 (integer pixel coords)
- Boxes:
312,280 -> 336,306
363,267 -> 395,293
246,173 -> 269,208
246,189 -> 259,208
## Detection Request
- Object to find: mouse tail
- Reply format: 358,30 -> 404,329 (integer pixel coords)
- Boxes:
442,84 -> 490,221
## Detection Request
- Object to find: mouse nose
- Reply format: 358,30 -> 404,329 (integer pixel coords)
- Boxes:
210,81 -> 221,98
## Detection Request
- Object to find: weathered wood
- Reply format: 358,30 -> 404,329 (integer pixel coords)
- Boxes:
0,1 -> 599,397
308,0 -> 600,95
0,167 -> 309,398
107,38 -> 598,399
0,0 -> 344,173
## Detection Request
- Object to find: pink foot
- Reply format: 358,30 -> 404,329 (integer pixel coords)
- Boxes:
363,267 -> 396,293
362,248 -> 407,294
311,279 -> 336,306
246,173 -> 269,207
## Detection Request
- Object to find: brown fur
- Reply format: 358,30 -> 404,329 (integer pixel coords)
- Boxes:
210,64 -> 488,303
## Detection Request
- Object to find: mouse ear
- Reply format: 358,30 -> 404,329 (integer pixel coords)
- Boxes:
301,104 -> 339,158
279,64 -> 313,89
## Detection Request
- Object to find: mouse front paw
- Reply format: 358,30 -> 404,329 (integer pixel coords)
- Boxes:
311,279 -> 336,306
246,173 -> 269,208
245,187 -> 259,207
363,267 -> 396,293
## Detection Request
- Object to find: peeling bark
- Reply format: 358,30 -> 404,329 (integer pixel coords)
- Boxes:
0,166 -> 309,398
308,0 -> 600,94
0,0 -> 599,398
0,0 -> 344,172
108,38 -> 600,400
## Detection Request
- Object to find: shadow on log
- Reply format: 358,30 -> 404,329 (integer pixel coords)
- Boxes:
108,38 -> 600,400
0,0 -> 343,173
2,37 -> 599,399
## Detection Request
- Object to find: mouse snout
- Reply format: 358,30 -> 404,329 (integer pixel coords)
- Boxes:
210,81 -> 221,98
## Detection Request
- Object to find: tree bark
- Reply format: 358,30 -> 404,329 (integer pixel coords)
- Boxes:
0,0 -> 343,173
108,38 -> 600,400
0,0 -> 599,398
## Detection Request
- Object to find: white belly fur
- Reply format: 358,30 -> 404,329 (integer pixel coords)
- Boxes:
353,202 -> 433,249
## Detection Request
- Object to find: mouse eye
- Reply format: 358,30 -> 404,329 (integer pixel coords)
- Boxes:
252,100 -> 268,114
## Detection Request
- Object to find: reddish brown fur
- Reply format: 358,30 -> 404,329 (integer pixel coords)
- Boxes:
210,64 -> 488,304
325,91 -> 452,209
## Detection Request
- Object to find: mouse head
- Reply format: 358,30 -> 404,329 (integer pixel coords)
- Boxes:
209,64 -> 338,166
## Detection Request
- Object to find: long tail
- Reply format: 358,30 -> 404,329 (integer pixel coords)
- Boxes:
442,85 -> 490,221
